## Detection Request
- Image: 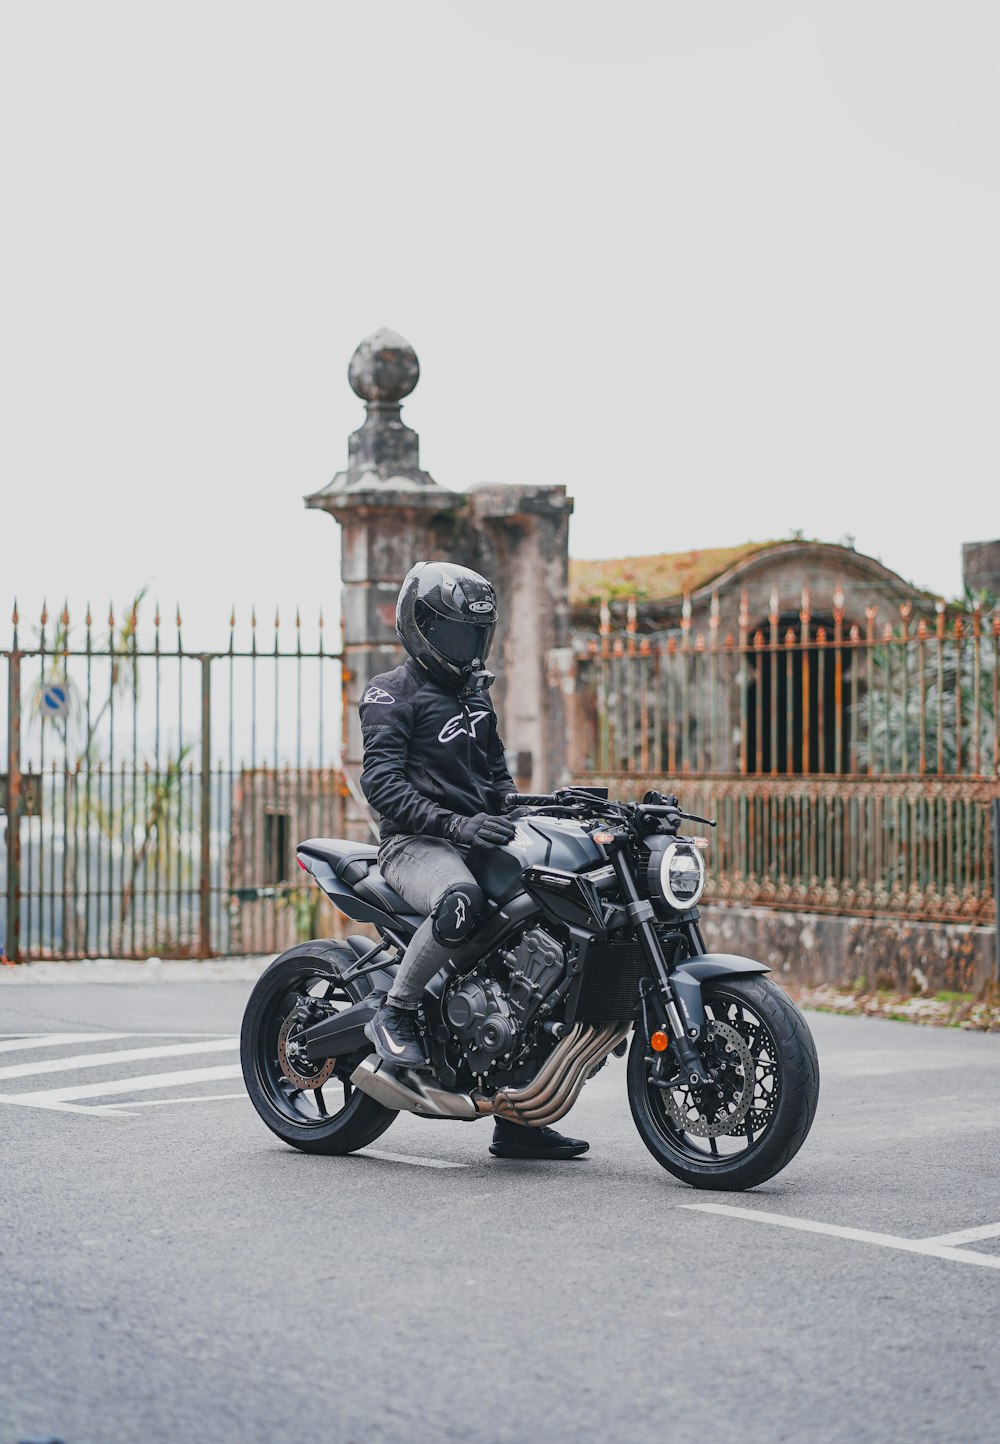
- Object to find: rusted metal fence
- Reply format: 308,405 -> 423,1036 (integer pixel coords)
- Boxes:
576,591 -> 1000,779
574,590 -> 1000,928
581,774 -> 996,925
2,601 -> 347,961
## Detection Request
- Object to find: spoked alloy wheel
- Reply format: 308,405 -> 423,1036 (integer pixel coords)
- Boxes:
627,975 -> 819,1190
241,945 -> 395,1155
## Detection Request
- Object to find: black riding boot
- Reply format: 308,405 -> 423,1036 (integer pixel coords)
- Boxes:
489,1119 -> 590,1159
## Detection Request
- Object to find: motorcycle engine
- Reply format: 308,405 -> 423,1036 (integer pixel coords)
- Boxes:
443,926 -> 566,1079
444,978 -> 518,1076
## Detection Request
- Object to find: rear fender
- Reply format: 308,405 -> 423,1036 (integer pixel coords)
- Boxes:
670,953 -> 770,1035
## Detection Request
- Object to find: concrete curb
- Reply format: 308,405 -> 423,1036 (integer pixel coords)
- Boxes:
0,957 -> 274,985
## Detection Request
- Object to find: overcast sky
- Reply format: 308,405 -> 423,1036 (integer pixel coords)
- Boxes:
2,1 -> 996,647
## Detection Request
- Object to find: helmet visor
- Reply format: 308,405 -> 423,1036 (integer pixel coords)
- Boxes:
421,613 -> 495,665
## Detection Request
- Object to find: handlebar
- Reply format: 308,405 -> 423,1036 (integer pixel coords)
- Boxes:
503,791 -> 716,828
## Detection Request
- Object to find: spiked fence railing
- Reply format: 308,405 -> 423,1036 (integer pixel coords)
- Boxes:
575,589 -> 1000,779
2,599 -> 346,961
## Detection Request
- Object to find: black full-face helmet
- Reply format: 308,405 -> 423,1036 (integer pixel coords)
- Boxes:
396,561 -> 499,692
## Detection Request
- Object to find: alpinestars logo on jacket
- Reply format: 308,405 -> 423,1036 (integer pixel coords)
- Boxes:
437,709 -> 490,744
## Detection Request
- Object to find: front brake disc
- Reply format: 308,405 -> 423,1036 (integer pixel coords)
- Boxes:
664,1019 -> 754,1137
277,1014 -> 337,1091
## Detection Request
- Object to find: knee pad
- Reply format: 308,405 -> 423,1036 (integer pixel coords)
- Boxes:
432,882 -> 486,946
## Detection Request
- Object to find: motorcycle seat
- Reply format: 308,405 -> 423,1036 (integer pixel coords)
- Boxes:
299,837 -> 378,886
351,867 -> 419,917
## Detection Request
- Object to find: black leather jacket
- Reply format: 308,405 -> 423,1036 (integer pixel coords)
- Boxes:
359,659 -> 515,843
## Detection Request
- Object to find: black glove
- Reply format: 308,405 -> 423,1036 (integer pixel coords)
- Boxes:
449,812 -> 518,848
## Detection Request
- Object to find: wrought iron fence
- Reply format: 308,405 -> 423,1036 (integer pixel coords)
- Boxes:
572,589 -> 1000,927
2,600 -> 348,961
575,591 -> 1000,779
578,773 -> 997,925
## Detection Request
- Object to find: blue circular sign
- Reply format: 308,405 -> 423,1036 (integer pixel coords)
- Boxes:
40,683 -> 69,718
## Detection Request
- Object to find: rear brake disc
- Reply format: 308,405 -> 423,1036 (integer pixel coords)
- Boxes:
277,1014 -> 337,1091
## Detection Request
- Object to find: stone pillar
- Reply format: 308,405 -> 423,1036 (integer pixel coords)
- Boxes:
306,329 -> 574,834
306,329 -> 461,833
963,540 -> 1000,599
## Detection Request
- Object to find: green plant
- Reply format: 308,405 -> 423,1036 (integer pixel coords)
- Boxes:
854,593 -> 997,776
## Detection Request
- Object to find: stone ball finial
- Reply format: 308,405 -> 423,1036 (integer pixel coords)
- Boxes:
348,328 -> 420,404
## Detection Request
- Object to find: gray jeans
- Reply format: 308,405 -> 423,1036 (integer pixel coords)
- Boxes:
380,835 -> 479,1010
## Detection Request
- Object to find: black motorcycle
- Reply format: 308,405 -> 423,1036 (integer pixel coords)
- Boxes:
240,788 -> 819,1189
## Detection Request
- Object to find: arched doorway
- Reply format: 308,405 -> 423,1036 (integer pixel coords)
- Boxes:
744,611 -> 855,774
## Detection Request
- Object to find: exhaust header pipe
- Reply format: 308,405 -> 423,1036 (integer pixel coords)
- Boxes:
350,1021 -> 630,1126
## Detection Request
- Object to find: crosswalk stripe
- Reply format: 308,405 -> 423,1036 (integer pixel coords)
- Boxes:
1,1098 -> 135,1117
102,1093 -> 248,1110
0,1032 -> 133,1055
0,1036 -> 238,1082
1,1063 -> 244,1107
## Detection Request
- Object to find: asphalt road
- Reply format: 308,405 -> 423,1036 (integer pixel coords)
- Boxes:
2,970 -> 999,1444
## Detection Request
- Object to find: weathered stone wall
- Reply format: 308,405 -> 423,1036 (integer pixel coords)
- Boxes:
463,485 -> 573,790
701,902 -> 997,994
963,539 -> 1000,599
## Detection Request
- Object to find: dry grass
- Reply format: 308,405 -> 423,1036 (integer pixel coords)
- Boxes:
788,982 -> 1000,1032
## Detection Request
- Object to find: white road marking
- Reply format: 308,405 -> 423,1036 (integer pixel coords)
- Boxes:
1,1097 -> 135,1117
682,1204 -> 1000,1271
356,1148 -> 468,1170
0,1063 -> 243,1110
102,1092 -> 247,1110
0,1036 -> 237,1081
0,1032 -> 132,1055
922,1221 -> 1000,1247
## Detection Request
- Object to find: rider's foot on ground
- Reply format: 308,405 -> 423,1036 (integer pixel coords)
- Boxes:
364,1003 -> 427,1071
489,1121 -> 590,1160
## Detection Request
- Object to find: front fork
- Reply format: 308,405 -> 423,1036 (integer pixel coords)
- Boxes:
610,847 -> 713,1088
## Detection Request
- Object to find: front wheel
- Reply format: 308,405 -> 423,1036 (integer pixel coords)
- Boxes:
241,943 -> 396,1155
627,975 -> 819,1190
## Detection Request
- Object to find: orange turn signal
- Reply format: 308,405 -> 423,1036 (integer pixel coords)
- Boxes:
650,1030 -> 669,1053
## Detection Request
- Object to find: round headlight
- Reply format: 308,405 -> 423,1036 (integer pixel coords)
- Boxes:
658,841 -> 705,910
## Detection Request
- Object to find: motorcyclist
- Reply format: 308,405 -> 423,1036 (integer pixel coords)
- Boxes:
359,560 -> 589,1161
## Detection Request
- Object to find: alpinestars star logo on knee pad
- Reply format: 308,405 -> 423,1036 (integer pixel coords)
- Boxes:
432,884 -> 484,945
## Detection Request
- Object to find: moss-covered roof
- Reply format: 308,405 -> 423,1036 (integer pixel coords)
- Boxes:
570,541 -> 781,607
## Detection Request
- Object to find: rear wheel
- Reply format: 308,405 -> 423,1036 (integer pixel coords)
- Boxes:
241,943 -> 396,1155
627,975 -> 819,1190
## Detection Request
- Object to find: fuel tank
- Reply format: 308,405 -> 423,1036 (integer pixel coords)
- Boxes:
469,818 -> 604,903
